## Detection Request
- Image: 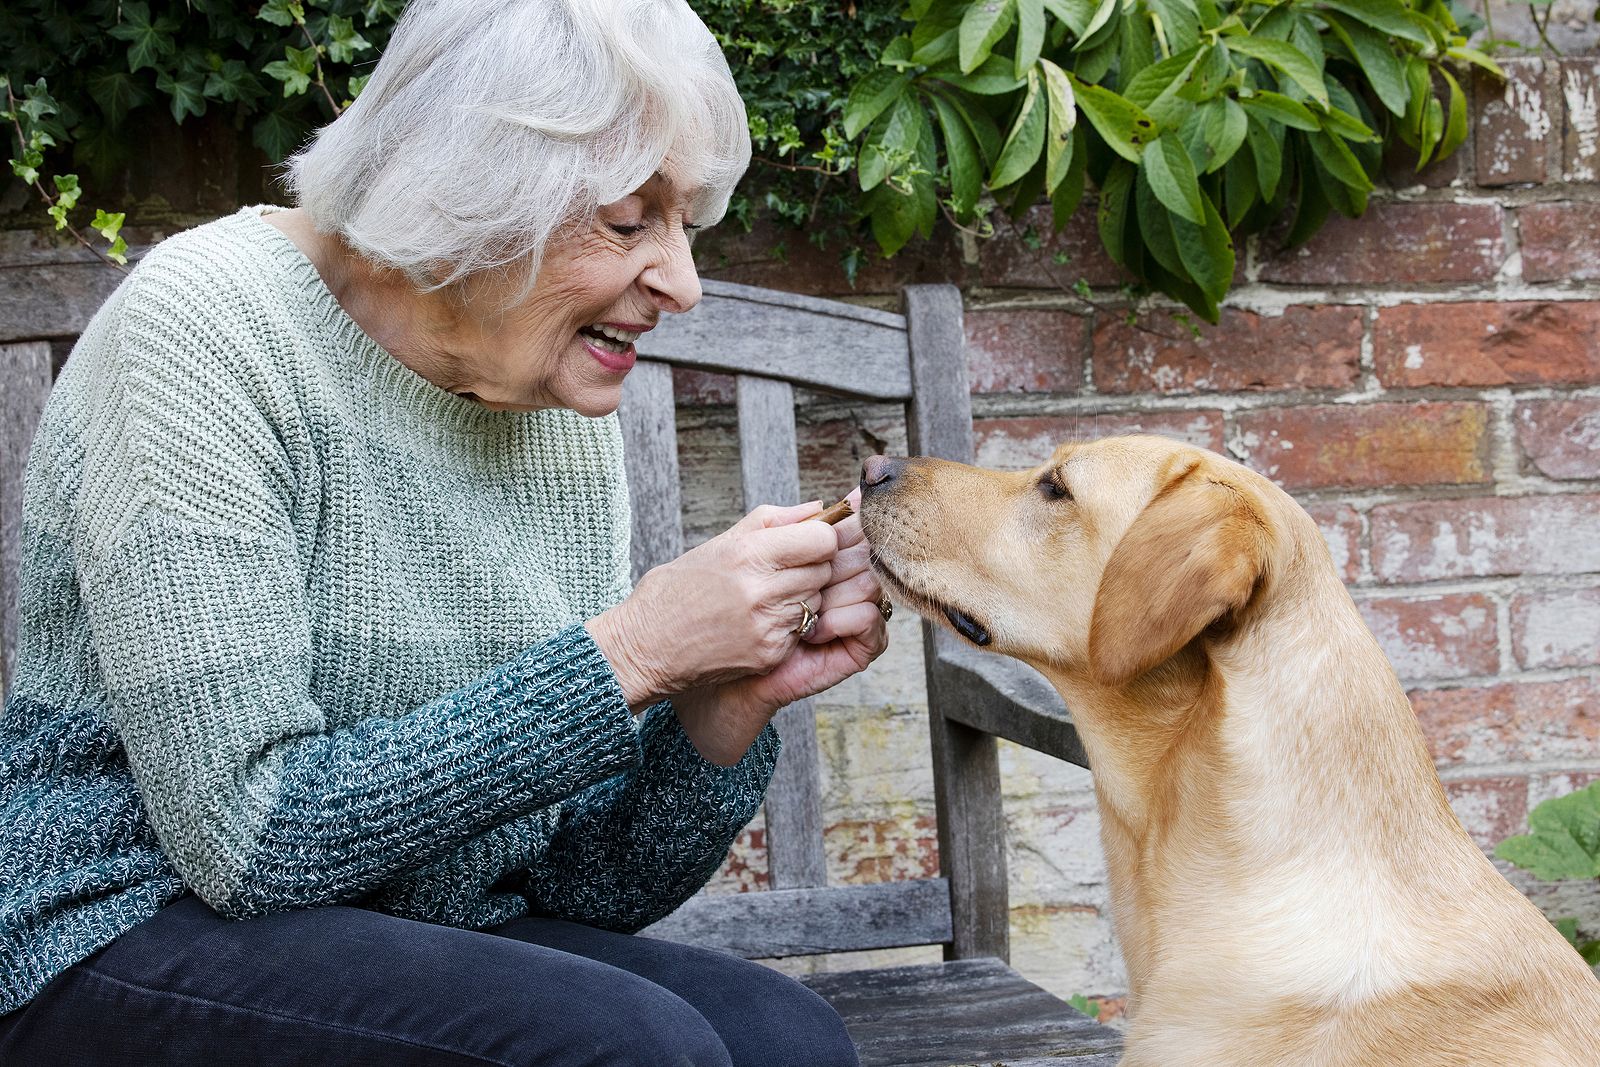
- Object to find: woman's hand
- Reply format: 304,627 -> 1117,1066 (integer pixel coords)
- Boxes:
671,487 -> 891,764
586,500 -> 839,709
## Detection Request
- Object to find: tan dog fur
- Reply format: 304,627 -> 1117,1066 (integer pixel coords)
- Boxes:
859,435 -> 1600,1067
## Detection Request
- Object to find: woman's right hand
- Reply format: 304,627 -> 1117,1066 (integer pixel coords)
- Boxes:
585,501 -> 839,708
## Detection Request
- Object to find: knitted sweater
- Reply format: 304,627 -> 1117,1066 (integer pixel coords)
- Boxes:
0,205 -> 779,1016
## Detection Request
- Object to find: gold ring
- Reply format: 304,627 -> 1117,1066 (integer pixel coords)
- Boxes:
793,600 -> 819,637
878,597 -> 893,621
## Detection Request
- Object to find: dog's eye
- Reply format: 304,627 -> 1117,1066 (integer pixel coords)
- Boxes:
1039,476 -> 1072,502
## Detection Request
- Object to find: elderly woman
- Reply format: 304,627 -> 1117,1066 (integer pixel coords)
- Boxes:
0,1 -> 886,1063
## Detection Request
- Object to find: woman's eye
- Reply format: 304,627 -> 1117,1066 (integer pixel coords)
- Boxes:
608,223 -> 646,236
1039,477 -> 1072,502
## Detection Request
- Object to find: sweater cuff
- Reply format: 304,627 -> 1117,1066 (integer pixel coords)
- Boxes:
636,702 -> 781,815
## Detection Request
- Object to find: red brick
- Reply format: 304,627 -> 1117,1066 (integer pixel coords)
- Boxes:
1410,676 -> 1600,766
708,826 -> 769,893
1373,301 -> 1600,387
1258,201 -> 1505,285
1475,59 -> 1553,186
977,202 -> 1128,289
972,411 -> 1226,469
964,309 -> 1088,394
1235,402 -> 1490,491
1516,398 -> 1600,480
1531,771 -> 1600,809
1512,587 -> 1600,670
1372,494 -> 1600,582
1091,306 -> 1362,395
824,813 -> 941,884
1307,503 -> 1363,583
1443,777 -> 1530,850
1561,59 -> 1600,182
1358,593 -> 1499,683
1518,204 -> 1600,283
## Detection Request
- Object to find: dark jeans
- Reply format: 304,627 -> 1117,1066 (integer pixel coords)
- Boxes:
0,895 -> 859,1066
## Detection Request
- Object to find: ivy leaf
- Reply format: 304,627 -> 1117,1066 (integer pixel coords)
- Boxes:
1322,12 -> 1408,117
845,69 -> 914,140
1142,131 -> 1205,224
1040,58 -> 1077,194
960,0 -> 1016,74
1239,90 -> 1320,131
259,0 -> 306,27
1068,73 -> 1157,162
1496,782 -> 1600,882
991,67 -> 1045,187
204,60 -> 266,105
87,71 -> 152,126
155,70 -> 207,123
327,15 -> 374,64
930,94 -> 982,217
253,108 -> 309,161
1222,36 -> 1329,107
1016,0 -> 1046,78
1199,98 -> 1247,174
264,45 -> 319,98
107,1 -> 179,73
1317,0 -> 1433,43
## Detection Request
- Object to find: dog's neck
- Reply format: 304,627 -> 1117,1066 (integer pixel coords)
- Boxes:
1037,564 -> 1495,1010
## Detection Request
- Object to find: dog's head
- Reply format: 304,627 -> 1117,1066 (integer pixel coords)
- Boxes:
860,435 -> 1308,688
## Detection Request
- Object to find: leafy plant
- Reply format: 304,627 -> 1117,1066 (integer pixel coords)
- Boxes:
843,0 -> 1501,320
1496,781 -> 1600,967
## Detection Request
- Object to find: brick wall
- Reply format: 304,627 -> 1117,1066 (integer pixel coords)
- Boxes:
687,55 -> 1600,1014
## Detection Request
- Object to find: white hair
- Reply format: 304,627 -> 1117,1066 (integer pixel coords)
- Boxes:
287,0 -> 750,293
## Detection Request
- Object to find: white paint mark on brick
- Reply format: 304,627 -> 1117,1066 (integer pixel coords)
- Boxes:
1404,343 -> 1425,370
1566,65 -> 1600,180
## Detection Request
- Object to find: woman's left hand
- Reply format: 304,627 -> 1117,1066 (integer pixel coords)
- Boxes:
674,486 -> 890,764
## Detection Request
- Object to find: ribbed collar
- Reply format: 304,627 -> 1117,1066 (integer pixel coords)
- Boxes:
234,204 -> 541,441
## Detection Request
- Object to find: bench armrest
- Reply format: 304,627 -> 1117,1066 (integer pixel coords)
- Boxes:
928,629 -> 1090,768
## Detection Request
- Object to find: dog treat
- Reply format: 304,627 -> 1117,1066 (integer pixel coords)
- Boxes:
813,499 -> 854,525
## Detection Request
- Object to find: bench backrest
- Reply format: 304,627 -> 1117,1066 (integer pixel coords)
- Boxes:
0,278 -> 1015,964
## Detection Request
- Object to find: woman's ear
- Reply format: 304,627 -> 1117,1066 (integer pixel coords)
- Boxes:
1087,470 -> 1268,687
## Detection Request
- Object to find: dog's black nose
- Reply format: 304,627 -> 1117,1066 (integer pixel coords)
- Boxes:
861,455 -> 904,491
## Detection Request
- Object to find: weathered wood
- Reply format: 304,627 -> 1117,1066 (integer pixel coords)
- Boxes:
1,342 -> 53,699
642,878 -> 953,959
902,284 -> 1010,963
933,630 -> 1091,768
0,262 -> 125,343
802,957 -> 1124,1067
617,359 -> 684,585
639,279 -> 911,401
737,374 -> 830,890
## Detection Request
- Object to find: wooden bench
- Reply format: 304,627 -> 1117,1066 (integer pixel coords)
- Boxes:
0,274 -> 1123,1067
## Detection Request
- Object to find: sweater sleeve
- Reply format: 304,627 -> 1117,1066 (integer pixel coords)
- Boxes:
69,271 -> 643,918
518,702 -> 779,932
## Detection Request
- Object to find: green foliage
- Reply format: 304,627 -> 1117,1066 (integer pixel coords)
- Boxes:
1496,781 -> 1600,970
852,0 -> 1499,320
1067,993 -> 1103,1019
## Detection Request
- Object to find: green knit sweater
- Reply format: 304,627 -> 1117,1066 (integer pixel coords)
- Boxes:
0,205 -> 778,1016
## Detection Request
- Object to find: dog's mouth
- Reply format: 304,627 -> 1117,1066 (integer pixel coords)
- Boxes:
870,550 -> 992,647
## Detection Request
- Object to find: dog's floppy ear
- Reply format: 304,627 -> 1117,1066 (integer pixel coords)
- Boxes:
1088,467 -> 1267,687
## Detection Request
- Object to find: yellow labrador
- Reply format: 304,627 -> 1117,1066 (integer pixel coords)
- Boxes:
858,435 -> 1600,1067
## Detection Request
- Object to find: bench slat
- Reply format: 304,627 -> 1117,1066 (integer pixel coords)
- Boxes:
736,374 -> 829,890
639,281 -> 911,401
802,957 -> 1123,1067
1,341 -> 53,699
618,359 -> 684,584
643,878 -> 953,958
932,631 -> 1090,768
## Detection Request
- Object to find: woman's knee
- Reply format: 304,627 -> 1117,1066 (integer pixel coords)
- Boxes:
557,978 -> 733,1067
715,967 -> 858,1067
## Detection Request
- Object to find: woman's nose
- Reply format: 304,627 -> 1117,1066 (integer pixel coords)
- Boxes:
640,228 -> 701,315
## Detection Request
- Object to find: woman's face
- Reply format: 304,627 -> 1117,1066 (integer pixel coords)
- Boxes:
460,168 -> 704,417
